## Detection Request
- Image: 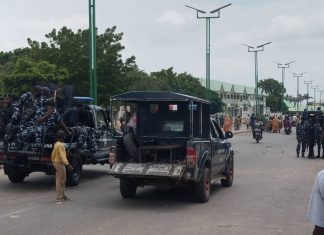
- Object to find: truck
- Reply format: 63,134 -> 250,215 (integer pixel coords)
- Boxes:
0,102 -> 114,186
108,91 -> 234,202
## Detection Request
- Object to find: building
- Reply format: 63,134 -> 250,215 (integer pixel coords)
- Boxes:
201,79 -> 268,117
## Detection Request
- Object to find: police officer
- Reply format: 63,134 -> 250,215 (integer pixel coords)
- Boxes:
0,95 -> 15,140
63,102 -> 97,151
296,117 -> 308,158
307,117 -> 316,159
315,121 -> 322,158
16,100 -> 70,149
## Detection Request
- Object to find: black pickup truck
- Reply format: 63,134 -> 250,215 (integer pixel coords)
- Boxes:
108,91 -> 234,202
0,104 -> 114,186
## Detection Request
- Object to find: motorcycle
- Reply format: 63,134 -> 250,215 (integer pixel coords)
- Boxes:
284,127 -> 292,135
253,126 -> 262,143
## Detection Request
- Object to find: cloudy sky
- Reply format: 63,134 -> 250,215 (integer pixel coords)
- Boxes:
1,0 -> 324,98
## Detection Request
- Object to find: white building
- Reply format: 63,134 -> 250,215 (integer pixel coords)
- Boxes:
201,79 -> 268,117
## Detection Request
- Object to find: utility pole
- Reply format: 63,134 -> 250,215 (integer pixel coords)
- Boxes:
304,81 -> 312,110
275,61 -> 295,112
320,90 -> 324,109
89,0 -> 97,104
311,85 -> 320,110
242,42 -> 271,116
186,3 -> 231,100
292,72 -> 306,112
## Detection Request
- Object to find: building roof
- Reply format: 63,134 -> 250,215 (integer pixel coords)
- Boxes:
200,79 -> 261,95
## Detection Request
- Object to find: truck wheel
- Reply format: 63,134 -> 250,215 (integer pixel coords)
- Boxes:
194,166 -> 211,203
66,156 -> 82,187
8,173 -> 25,183
120,177 -> 137,198
4,165 -> 25,183
221,155 -> 234,187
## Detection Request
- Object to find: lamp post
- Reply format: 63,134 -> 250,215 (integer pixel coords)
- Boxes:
311,85 -> 320,110
275,60 -> 295,112
292,72 -> 306,112
320,90 -> 324,109
89,0 -> 97,104
186,3 -> 231,100
304,81 -> 312,110
242,42 -> 271,116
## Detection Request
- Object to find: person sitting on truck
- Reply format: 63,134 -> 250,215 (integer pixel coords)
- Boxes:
63,102 -> 98,152
15,99 -> 71,150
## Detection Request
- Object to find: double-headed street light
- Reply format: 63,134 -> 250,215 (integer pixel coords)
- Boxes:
292,71 -> 306,112
304,81 -> 312,110
311,85 -> 320,110
186,3 -> 232,99
242,42 -> 272,116
275,60 -> 295,112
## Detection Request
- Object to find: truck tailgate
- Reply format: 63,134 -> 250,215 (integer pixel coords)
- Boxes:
108,162 -> 185,179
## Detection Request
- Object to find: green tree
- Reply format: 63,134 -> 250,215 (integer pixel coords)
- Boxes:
258,78 -> 287,112
2,57 -> 68,94
210,91 -> 224,113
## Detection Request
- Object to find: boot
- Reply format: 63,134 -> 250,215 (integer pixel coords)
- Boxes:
296,151 -> 299,158
302,153 -> 305,158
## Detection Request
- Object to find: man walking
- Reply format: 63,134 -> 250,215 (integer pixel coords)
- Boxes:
51,130 -> 73,202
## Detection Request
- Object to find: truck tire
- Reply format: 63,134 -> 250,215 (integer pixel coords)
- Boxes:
221,155 -> 234,187
8,173 -> 25,183
120,177 -> 137,198
194,166 -> 211,203
4,165 -> 25,183
66,156 -> 82,187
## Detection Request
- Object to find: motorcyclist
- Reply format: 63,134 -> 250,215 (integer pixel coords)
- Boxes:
283,116 -> 292,134
253,116 -> 263,138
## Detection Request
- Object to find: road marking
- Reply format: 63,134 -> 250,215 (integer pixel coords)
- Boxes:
0,205 -> 41,219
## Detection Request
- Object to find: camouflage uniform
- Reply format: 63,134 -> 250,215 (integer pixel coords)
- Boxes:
315,123 -> 322,158
16,108 -> 62,148
296,120 -> 308,157
4,92 -> 35,143
307,120 -> 316,158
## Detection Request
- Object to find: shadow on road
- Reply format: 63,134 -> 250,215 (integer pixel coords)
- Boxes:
0,166 -> 109,192
105,183 -> 224,211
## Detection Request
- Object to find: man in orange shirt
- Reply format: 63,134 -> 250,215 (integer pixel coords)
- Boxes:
51,130 -> 73,202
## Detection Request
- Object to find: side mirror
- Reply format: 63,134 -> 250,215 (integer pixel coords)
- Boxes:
225,131 -> 233,139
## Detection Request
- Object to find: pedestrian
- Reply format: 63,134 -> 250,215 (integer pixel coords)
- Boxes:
51,130 -> 73,202
223,115 -> 232,132
306,169 -> 324,235
272,116 -> 279,133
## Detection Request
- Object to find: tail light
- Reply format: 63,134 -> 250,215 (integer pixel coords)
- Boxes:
41,156 -> 51,162
186,147 -> 197,166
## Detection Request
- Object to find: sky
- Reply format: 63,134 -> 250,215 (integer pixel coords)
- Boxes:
1,0 -> 324,100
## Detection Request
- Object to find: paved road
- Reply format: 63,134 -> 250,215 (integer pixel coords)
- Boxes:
0,130 -> 323,235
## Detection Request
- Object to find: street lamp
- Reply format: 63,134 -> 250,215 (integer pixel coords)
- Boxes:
242,42 -> 272,116
89,0 -> 97,104
311,85 -> 320,110
275,60 -> 295,112
320,90 -> 324,109
292,71 -> 306,112
304,80 -> 312,110
186,3 -> 232,99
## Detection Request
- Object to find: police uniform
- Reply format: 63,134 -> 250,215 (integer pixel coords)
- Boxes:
315,123 -> 322,158
307,120 -> 316,158
296,120 -> 308,157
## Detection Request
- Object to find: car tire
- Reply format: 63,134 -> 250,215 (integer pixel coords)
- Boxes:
66,156 -> 82,187
120,177 -> 137,199
194,166 -> 211,203
221,155 -> 234,187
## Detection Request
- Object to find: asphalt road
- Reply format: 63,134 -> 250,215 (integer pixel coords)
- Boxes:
0,130 -> 323,235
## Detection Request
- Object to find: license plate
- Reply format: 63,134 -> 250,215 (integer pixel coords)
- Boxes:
28,156 -> 39,161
